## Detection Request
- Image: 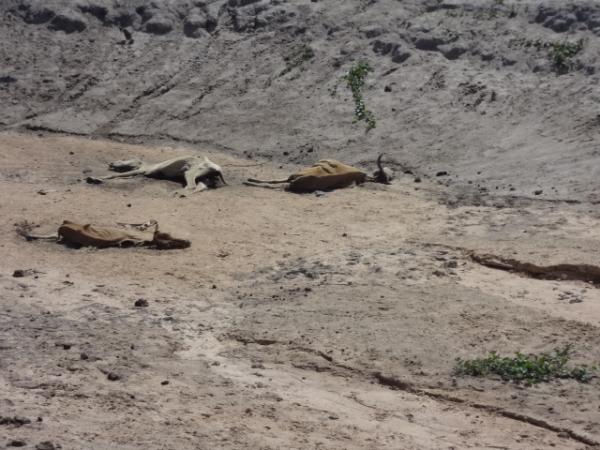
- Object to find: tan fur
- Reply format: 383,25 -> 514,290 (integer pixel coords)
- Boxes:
246,156 -> 393,192
20,220 -> 190,250
287,160 -> 368,192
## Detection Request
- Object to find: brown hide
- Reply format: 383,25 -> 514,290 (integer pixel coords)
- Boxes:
287,160 -> 367,192
57,221 -> 190,249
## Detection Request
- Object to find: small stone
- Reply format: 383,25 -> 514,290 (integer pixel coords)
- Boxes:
439,43 -> 467,60
183,12 -> 214,38
436,171 -> 448,177
36,442 -> 58,450
391,47 -> 411,63
7,440 -> 26,448
145,17 -> 173,35
49,11 -> 87,33
80,353 -> 89,360
534,189 -> 543,195
134,298 -> 148,307
12,270 -> 25,278
384,85 -> 392,92
414,177 -> 422,183
161,380 -> 169,385
107,372 -> 121,381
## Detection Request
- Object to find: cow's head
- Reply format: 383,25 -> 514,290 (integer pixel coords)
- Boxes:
200,158 -> 227,188
370,154 -> 394,184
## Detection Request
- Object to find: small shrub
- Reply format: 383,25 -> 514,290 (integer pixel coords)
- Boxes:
549,39 -> 584,73
510,37 -> 549,50
510,38 -> 584,73
454,345 -> 596,385
339,62 -> 376,131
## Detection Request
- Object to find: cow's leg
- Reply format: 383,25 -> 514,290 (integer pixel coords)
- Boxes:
246,178 -> 289,184
183,169 -> 199,190
243,181 -> 282,189
101,168 -> 147,179
173,168 -> 211,196
109,158 -> 143,172
22,232 -> 59,242
184,167 -> 213,192
193,181 -> 208,192
86,168 -> 147,184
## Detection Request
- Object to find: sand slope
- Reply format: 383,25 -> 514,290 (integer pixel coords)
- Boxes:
0,0 -> 599,203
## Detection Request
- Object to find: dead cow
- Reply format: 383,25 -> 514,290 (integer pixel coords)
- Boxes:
17,220 -> 190,250
245,154 -> 394,193
86,156 -> 226,193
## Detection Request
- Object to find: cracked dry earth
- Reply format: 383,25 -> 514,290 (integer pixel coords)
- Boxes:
1,132 -> 600,450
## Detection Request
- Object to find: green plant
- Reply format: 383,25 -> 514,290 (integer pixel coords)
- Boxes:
510,38 -> 584,73
340,62 -> 376,131
454,345 -> 596,385
549,39 -> 584,73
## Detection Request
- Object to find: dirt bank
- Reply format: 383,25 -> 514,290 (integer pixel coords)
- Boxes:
1,0 -> 599,204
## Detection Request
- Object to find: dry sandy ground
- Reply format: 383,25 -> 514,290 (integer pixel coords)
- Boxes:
1,132 -> 600,449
